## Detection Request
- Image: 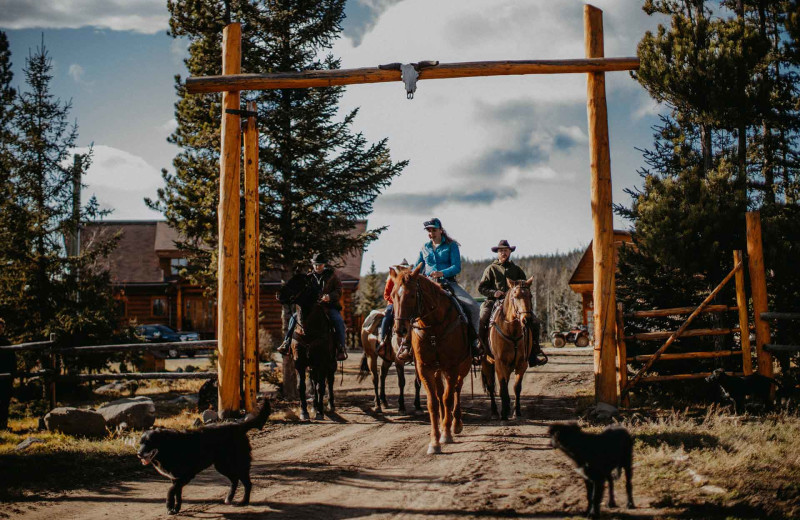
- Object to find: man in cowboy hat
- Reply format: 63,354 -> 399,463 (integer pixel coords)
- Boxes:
478,240 -> 544,367
277,254 -> 347,361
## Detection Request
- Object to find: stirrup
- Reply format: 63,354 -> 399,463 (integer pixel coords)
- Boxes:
277,340 -> 290,355
397,345 -> 413,362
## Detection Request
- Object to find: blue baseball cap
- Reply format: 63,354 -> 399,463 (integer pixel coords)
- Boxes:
423,218 -> 442,229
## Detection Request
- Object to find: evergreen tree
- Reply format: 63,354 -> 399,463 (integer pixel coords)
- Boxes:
149,0 -> 407,291
0,39 -> 120,371
354,261 -> 384,316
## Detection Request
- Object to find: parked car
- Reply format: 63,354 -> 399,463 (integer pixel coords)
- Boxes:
551,325 -> 590,348
135,324 -> 201,358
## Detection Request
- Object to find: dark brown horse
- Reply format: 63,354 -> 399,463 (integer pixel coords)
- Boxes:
278,273 -> 337,421
359,310 -> 421,414
393,264 -> 472,454
481,278 -> 535,420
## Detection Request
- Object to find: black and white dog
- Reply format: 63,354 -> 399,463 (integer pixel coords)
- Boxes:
137,400 -> 270,514
705,368 -> 781,413
549,422 -> 635,518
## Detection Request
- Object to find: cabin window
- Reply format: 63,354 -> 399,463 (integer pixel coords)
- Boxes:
170,257 -> 188,276
152,297 -> 167,317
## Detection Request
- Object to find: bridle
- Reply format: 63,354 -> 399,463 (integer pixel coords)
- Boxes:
491,284 -> 534,357
394,276 -> 465,355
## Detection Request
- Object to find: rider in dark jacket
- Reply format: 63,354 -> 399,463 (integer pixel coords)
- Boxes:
277,254 -> 347,361
478,240 -> 544,367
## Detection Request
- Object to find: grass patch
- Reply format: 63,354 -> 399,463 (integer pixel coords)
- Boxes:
618,407 -> 800,519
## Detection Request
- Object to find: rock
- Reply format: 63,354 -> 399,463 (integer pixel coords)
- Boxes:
97,397 -> 156,430
95,382 -> 127,396
192,418 -> 203,428
44,407 -> 107,437
170,395 -> 198,406
583,402 -> 620,423
701,485 -> 727,495
201,409 -> 219,424
14,437 -> 45,451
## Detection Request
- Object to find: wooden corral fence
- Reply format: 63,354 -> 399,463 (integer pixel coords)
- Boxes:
617,211 -> 778,405
0,339 -> 218,410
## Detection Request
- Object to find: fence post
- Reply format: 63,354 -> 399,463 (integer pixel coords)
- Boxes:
243,100 -> 260,413
616,303 -> 629,407
733,250 -> 753,375
746,211 -> 773,382
48,333 -> 57,410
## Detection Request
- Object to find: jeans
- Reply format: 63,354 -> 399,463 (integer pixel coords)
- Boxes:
283,308 -> 346,349
379,304 -> 394,342
445,281 -> 480,335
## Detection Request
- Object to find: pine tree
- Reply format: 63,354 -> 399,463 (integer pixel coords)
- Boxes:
355,261 -> 384,316
149,0 -> 407,291
0,39 -> 120,371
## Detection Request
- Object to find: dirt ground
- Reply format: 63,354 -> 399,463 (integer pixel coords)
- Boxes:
3,348 -> 669,519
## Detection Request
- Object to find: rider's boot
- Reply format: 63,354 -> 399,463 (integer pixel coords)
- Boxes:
336,343 -> 347,361
528,330 -> 545,367
467,327 -> 483,365
277,336 -> 291,356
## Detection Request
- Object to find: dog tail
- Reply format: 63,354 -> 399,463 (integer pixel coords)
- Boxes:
241,399 -> 271,431
357,354 -> 370,383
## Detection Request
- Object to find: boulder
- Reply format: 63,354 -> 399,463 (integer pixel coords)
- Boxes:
97,397 -> 155,430
44,407 -> 107,437
201,409 -> 219,424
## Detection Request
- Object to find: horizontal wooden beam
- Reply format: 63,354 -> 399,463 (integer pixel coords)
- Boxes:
627,350 -> 738,362
626,304 -> 737,319
185,57 -> 640,94
638,372 -> 744,383
625,327 -> 742,341
760,312 -> 800,321
58,372 -> 218,381
764,343 -> 800,353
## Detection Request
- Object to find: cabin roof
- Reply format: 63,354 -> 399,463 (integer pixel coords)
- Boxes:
568,230 -> 633,293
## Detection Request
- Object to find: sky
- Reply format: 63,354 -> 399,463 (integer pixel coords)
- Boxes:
1,0 -> 667,275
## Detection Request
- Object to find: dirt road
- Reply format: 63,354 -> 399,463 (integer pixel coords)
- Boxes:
6,349 -> 665,519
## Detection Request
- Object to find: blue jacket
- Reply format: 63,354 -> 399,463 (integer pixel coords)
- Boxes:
416,239 -> 462,280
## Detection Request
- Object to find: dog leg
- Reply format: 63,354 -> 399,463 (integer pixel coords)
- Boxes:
167,482 -> 177,514
591,478 -> 604,518
224,477 -> 239,505
625,464 -> 635,509
240,475 -> 252,506
607,476 -> 617,508
583,479 -> 593,517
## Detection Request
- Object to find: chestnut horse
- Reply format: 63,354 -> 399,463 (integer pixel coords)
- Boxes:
392,264 -> 472,454
481,278 -> 535,420
278,272 -> 337,421
359,310 -> 421,414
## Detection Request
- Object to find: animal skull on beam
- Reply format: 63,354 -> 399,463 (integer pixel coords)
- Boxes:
379,61 -> 440,99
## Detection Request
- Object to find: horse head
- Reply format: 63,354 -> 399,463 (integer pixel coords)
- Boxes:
507,277 -> 535,327
392,262 -> 424,338
277,272 -> 319,309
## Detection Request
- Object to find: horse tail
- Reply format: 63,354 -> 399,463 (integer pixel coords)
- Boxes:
357,354 -> 370,383
480,368 -> 491,395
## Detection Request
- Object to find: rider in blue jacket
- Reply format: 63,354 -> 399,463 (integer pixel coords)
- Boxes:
413,218 -> 483,363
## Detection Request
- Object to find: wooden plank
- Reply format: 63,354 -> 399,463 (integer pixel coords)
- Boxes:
764,344 -> 800,353
639,372 -> 744,383
585,4 -> 617,407
59,372 -> 218,381
626,304 -> 736,318
733,250 -> 753,375
760,312 -> 800,321
243,100 -> 259,412
624,260 -> 742,394
627,350 -> 738,362
746,211 -> 773,382
58,340 -> 217,354
625,327 -> 742,341
185,57 -> 640,94
217,22 -> 242,417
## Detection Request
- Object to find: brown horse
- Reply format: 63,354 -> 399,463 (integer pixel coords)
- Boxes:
481,278 -> 535,420
359,310 -> 421,414
392,263 -> 472,454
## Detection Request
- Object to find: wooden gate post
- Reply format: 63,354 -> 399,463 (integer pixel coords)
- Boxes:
746,211 -> 773,379
585,4 -> 617,406
243,100 -> 260,412
733,250 -> 753,375
217,22 -> 242,416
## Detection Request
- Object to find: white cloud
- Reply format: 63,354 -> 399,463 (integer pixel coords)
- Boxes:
73,145 -> 164,219
159,118 -> 178,134
68,63 -> 84,83
0,1 -> 168,34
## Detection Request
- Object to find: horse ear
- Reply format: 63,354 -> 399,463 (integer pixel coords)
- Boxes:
412,262 -> 424,276
525,276 -> 534,286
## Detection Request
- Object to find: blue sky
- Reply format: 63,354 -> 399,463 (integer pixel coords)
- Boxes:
1,1 -> 666,274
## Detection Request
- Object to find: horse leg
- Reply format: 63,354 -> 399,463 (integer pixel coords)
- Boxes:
482,359 -> 499,419
499,375 -> 511,421
414,375 -> 422,411
379,360 -> 390,407
453,369 -> 468,435
397,362 -> 407,413
435,373 -> 446,428
370,353 -> 381,412
313,375 -> 324,421
327,370 -> 335,413
298,367 -> 310,421
513,370 -> 524,419
419,368 -> 441,454
439,376 -> 455,444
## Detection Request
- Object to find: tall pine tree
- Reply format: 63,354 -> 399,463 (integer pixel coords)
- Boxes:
354,261 -> 384,316
149,0 -> 407,290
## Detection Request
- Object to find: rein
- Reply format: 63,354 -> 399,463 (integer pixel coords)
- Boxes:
395,277 -> 467,356
491,288 -> 533,361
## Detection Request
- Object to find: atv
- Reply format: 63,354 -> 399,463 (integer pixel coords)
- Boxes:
551,325 -> 590,348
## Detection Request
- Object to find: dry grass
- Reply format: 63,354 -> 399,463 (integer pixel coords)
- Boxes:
616,407 -> 800,519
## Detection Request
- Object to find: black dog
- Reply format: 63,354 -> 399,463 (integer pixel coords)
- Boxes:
137,400 -> 270,514
548,423 -> 635,518
705,368 -> 781,413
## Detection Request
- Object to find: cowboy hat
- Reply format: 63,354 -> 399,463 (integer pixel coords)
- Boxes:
491,239 -> 517,252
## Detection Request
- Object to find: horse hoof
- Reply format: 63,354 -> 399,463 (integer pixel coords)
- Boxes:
398,406 -> 406,414
427,444 -> 442,455
300,411 -> 310,421
375,407 -> 383,414
315,413 -> 324,421
454,422 -> 463,434
440,433 -> 454,444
